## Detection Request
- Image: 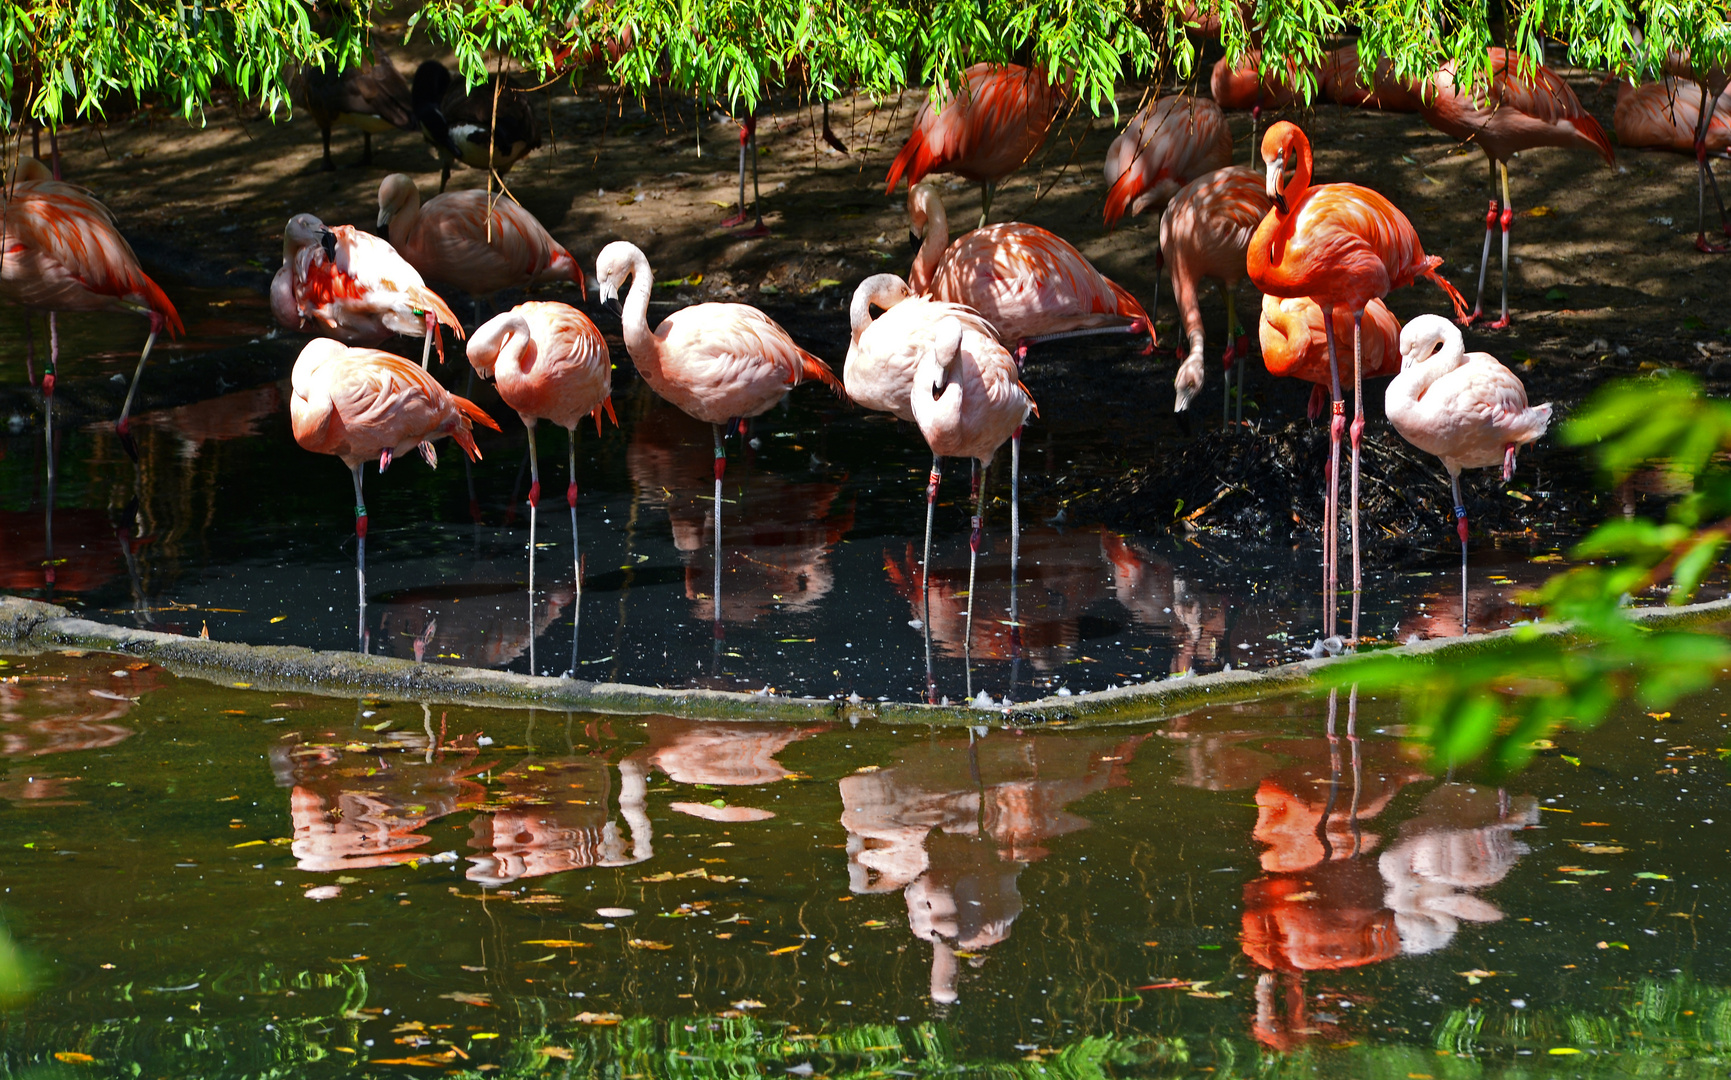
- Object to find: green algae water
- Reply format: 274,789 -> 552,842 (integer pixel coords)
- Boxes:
2,649 -> 1731,1078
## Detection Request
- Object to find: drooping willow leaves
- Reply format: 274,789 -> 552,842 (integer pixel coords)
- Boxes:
3,0 -> 1730,130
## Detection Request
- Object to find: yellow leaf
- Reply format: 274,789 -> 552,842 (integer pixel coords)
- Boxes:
523,940 -> 590,948
1549,1048 -> 1581,1055
540,1047 -> 575,1059
54,1053 -> 97,1064
628,939 -> 674,950
769,945 -> 804,955
231,840 -> 266,848
1523,205 -> 1553,217
574,1012 -> 623,1024
471,1033 -> 499,1040
270,615 -> 287,624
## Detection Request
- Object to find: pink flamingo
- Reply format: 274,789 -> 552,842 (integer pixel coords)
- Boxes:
377,173 -> 582,322
1417,48 -> 1614,326
271,213 -> 463,367
1247,120 -> 1468,643
289,338 -> 501,650
1258,295 -> 1403,422
593,240 -> 844,628
844,273 -> 919,419
1661,52 -> 1731,251
468,301 -> 617,673
908,182 -> 1150,358
1614,78 -> 1731,248
1161,165 -> 1272,423
1102,94 -> 1234,228
908,310 -> 1035,701
1320,44 -> 1424,112
885,63 -> 1061,226
1384,314 -> 1551,631
1,162 -> 183,464
1211,50 -> 1308,154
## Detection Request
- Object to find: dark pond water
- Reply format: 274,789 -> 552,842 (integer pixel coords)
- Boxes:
1,651 -> 1731,1077
0,286 -> 1641,706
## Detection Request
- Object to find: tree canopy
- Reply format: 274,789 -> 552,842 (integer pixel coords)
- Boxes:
4,0 -> 1730,130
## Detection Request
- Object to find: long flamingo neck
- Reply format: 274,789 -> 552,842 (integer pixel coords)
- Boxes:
849,289 -> 874,344
621,251 -> 663,380
388,190 -> 419,249
912,201 -> 948,295
1285,135 -> 1312,208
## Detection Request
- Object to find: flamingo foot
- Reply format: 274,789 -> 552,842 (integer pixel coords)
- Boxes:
1695,232 -> 1731,254
116,416 -> 139,463
1349,414 -> 1364,450
418,441 -> 438,468
1461,307 -> 1483,327
719,209 -> 749,228
1487,314 -> 1511,330
730,221 -> 771,238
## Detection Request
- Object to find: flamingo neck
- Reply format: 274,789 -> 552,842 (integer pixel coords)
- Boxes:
849,288 -> 875,344
1280,133 -> 1313,212
387,188 -> 420,249
620,248 -> 663,381
1398,336 -> 1468,403
500,324 -> 536,382
911,200 -> 949,295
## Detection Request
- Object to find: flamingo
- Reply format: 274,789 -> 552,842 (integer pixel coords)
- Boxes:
290,50 -> 416,170
908,312 -> 1035,702
411,60 -> 541,192
1211,51 -> 1307,156
1258,295 -> 1403,422
593,240 -> 844,628
1247,120 -> 1468,644
884,63 -> 1061,227
1614,78 -> 1731,248
1320,44 -> 1424,112
467,301 -> 617,674
0,164 -> 183,462
1102,94 -> 1234,228
1660,51 -> 1731,252
270,213 -> 463,367
845,273 -> 917,419
377,173 -> 582,323
1161,166 -> 1272,423
1384,314 -> 1551,632
907,182 -> 1150,358
1417,48 -> 1615,326
289,338 -> 501,651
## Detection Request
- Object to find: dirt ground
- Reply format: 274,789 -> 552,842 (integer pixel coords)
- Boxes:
13,45 -> 1731,555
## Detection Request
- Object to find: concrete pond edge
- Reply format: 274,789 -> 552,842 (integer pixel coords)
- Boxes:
3,594 -> 1729,728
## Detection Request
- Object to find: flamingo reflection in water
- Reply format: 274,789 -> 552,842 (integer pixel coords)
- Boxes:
467,752 -> 652,887
840,732 -> 1146,1004
626,399 -> 852,632
271,728 -> 493,873
374,583 -> 574,668
0,656 -> 155,803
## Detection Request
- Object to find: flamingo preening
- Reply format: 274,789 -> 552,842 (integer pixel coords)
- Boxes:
1258,295 -> 1403,422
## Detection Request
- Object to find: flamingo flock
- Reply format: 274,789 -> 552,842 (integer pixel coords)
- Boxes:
27,35 -> 1721,688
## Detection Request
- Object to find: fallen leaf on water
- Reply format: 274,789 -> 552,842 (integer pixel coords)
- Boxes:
1549,1048 -> 1582,1055
371,1053 -> 460,1066
54,1053 -> 96,1064
524,940 -> 591,948
231,840 -> 265,848
1188,990 -> 1232,999
471,1033 -> 498,1040
270,615 -> 287,623
573,1012 -> 623,1025
1597,941 -> 1630,950
580,923 -> 606,930
768,945 -> 804,955
861,920 -> 887,927
439,992 -> 494,1006
732,999 -> 766,1009
1457,969 -> 1497,984
1569,842 -> 1627,854
1137,980 -> 1194,990
1634,872 -> 1670,880
628,939 -> 674,950
540,1047 -> 575,1059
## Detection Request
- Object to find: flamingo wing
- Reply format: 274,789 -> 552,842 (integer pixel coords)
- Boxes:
1,190 -> 182,333
654,303 -> 842,421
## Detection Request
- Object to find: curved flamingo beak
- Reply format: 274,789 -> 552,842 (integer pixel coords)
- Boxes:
598,281 -> 622,316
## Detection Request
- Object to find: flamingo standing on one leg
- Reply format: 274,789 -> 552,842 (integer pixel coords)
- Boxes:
885,63 -> 1061,227
1663,52 -> 1731,252
0,166 -> 184,462
1384,314 -> 1551,632
467,301 -> 617,676
593,240 -> 845,631
270,213 -> 464,367
1161,166 -> 1272,423
289,338 -> 501,651
1614,78 -> 1731,249
908,314 -> 1035,703
1247,120 -> 1468,644
378,173 -> 582,326
1258,295 -> 1403,422
1102,94 -> 1234,228
1417,47 -> 1614,326
907,182 -> 1151,358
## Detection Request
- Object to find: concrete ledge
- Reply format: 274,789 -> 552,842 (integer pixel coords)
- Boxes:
4,595 -> 1729,728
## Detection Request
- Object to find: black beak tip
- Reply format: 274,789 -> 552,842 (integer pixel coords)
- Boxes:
320,230 -> 338,259
907,231 -> 921,254
1272,193 -> 1288,215
602,296 -> 623,317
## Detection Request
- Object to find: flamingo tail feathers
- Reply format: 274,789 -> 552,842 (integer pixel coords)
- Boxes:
454,393 -> 503,441
415,287 -> 466,338
1018,382 -> 1040,417
1102,172 -> 1144,230
1419,258 -> 1471,322
140,275 -> 185,337
1107,278 -> 1151,327
591,395 -> 619,435
793,348 -> 848,400
884,128 -> 934,195
1573,111 -> 1615,165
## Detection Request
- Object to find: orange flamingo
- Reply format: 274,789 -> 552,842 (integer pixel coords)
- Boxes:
1,163 -> 183,461
1614,78 -> 1731,248
885,63 -> 1061,226
594,239 -> 843,628
1160,165 -> 1272,423
1320,44 -> 1424,112
1247,120 -> 1467,643
908,308 -> 1035,702
1384,314 -> 1551,632
1661,51 -> 1731,251
1102,94 -> 1234,228
270,213 -> 463,367
289,338 -> 501,650
467,301 -> 616,673
1417,48 -> 1614,326
377,173 -> 582,322
1211,50 -> 1307,155
1259,295 -> 1403,422
908,182 -> 1150,358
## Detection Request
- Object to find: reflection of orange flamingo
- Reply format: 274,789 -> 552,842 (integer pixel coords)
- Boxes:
1100,529 -> 1244,675
466,755 -> 651,886
0,658 -> 154,760
374,583 -> 574,667
138,383 -> 283,459
626,717 -> 828,787
840,732 -> 1146,1003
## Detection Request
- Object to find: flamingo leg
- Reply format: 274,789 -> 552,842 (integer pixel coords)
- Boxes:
527,419 -> 540,677
1320,305 -> 1344,641
1349,310 -> 1364,645
921,455 -> 941,705
965,457 -> 989,702
712,423 -> 726,630
420,315 -> 436,369
41,330 -> 55,592
352,462 -> 368,654
1467,155 -> 1497,325
1492,161 -> 1513,329
979,181 -> 995,229
1696,133 -> 1731,254
568,425 -> 582,677
115,314 -> 159,463
1451,468 -> 1469,634
1222,287 -> 1239,430
1346,684 -> 1362,857
22,312 -> 34,387
1009,428 -> 1022,687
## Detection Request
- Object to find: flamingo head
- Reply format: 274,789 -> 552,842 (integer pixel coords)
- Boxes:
907,181 -> 940,243
1397,314 -> 1463,372
282,213 -> 333,262
849,273 -> 912,341
1261,121 -> 1304,213
594,240 -> 644,316
377,173 -> 418,229
466,310 -> 534,380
